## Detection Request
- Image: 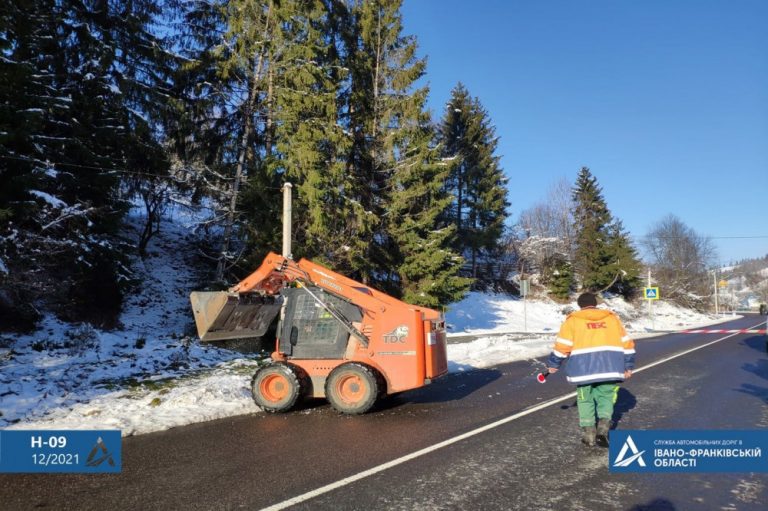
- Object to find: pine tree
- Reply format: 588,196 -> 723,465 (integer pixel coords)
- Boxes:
439,83 -> 508,278
1,0 -> 175,327
571,167 -> 612,291
547,259 -> 574,301
387,111 -> 470,307
602,219 -> 642,298
571,167 -> 641,295
251,0 -> 352,266
339,0 -> 469,304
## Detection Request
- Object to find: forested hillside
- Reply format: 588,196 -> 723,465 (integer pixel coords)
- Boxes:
1,0 -> 514,330
4,1 -> 751,335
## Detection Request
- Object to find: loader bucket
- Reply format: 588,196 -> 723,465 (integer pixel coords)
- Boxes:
190,291 -> 282,342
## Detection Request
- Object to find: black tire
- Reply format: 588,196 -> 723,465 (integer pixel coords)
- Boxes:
375,370 -> 388,399
325,362 -> 379,415
251,362 -> 303,413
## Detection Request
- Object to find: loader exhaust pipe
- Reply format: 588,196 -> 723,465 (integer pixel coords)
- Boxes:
282,182 -> 292,259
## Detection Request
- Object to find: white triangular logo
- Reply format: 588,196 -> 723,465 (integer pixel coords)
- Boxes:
613,435 -> 647,467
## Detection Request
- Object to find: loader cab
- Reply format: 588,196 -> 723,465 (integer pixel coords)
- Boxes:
277,286 -> 363,359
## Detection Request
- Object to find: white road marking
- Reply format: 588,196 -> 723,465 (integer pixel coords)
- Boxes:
261,321 -> 765,510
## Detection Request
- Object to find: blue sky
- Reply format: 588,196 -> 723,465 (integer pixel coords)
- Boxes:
401,0 -> 768,264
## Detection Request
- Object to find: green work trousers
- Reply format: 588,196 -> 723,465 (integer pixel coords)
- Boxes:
577,382 -> 619,427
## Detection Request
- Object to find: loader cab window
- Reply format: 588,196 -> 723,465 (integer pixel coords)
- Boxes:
291,293 -> 341,345
278,286 -> 362,359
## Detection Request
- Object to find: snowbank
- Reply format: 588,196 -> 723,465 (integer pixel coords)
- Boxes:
445,291 -> 723,336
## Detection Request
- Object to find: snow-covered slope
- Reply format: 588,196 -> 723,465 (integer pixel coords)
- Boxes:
1,205 -> 256,435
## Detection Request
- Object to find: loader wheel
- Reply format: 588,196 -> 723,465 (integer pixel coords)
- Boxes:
325,363 -> 378,415
251,362 -> 303,413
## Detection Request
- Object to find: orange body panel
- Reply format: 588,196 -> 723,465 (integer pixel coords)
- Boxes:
232,252 -> 448,396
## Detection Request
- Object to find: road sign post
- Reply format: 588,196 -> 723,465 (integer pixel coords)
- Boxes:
645,270 -> 659,330
520,279 -> 530,333
713,271 -> 719,315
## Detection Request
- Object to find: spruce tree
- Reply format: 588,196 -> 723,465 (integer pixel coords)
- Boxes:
340,0 -> 468,304
208,0 -> 277,281
571,167 -> 612,291
602,219 -> 642,298
175,0 -> 351,280
439,84 -> 472,242
340,0 -> 416,287
571,167 -> 641,296
1,0 -> 173,326
167,0 -> 229,167
169,0 -> 469,305
439,83 -> 508,278
387,109 -> 470,306
254,0 -> 351,266
547,259 -> 574,301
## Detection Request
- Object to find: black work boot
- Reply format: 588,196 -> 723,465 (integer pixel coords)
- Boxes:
596,418 -> 611,447
581,426 -> 596,446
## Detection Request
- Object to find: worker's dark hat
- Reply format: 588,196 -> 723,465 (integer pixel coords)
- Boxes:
577,292 -> 598,308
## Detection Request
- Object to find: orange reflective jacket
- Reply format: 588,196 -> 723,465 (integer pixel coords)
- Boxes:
548,308 -> 635,385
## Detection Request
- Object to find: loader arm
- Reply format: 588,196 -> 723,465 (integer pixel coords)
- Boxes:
230,252 -> 308,295
231,253 -> 371,345
193,252 -> 377,343
231,252 -> 394,319
192,251 -> 439,348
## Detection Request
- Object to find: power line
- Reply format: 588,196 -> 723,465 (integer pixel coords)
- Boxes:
3,154 -> 768,240
0,153 -> 187,180
0,153 -> 286,189
636,235 -> 768,240
704,236 -> 768,240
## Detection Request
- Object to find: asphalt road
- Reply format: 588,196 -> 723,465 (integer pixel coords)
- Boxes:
1,315 -> 767,510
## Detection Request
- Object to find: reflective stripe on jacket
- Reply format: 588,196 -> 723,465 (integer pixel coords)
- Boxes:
547,307 -> 635,385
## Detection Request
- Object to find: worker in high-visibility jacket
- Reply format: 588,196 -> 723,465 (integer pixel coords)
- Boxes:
547,292 -> 635,446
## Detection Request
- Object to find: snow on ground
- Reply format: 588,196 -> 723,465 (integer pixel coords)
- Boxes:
1,204 -> 258,435
444,292 -> 732,373
0,208 -> 735,437
446,291 -> 724,336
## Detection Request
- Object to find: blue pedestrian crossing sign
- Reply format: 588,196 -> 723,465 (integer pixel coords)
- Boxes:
644,287 -> 660,300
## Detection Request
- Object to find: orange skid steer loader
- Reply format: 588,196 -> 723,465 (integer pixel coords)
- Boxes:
189,185 -> 448,414
190,252 -> 448,414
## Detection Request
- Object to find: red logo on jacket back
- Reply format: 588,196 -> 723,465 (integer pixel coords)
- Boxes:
587,322 -> 607,329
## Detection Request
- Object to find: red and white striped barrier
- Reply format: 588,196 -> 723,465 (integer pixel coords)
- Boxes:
681,329 -> 767,334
